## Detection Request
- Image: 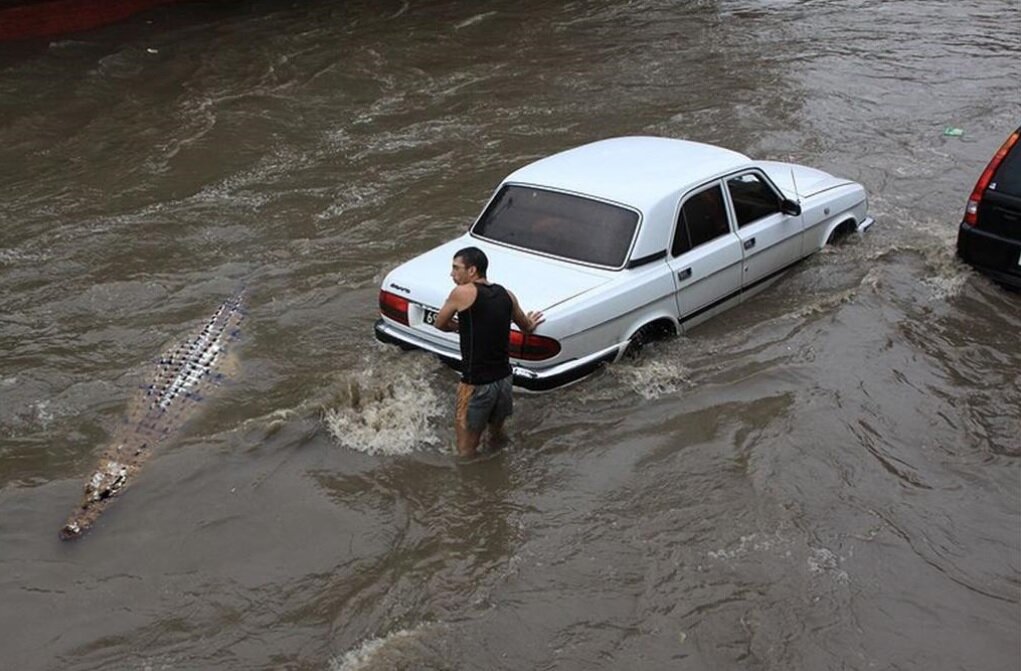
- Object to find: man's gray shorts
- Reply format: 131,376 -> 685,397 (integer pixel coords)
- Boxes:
456,375 -> 513,433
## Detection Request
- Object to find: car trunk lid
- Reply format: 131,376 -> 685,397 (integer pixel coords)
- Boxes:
383,237 -> 613,314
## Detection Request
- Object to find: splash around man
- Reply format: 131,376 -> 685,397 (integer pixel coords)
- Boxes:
433,247 -> 544,457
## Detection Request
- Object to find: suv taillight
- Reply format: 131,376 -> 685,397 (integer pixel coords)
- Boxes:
379,290 -> 409,325
509,329 -> 561,361
964,129 -> 1020,227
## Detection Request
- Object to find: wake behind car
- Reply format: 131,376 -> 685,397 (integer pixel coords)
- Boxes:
957,126 -> 1021,289
375,136 -> 874,391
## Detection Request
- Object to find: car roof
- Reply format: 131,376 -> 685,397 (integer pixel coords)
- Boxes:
503,136 -> 753,212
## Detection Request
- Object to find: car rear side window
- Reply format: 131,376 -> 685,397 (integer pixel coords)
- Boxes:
471,185 -> 639,267
992,141 -> 1021,197
672,184 -> 730,256
727,173 -> 780,226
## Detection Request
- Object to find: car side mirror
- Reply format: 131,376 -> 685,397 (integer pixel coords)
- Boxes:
780,198 -> 802,216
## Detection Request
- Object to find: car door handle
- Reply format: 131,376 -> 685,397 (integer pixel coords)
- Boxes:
743,237 -> 756,250
677,267 -> 692,281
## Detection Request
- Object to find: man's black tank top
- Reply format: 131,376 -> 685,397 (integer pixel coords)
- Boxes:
458,282 -> 513,385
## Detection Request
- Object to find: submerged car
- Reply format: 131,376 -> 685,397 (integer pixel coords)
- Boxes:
375,136 -> 874,390
957,126 -> 1021,289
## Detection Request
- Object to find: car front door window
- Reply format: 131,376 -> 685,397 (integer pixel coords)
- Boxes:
727,173 -> 780,227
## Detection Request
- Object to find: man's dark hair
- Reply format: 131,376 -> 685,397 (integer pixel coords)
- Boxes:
455,246 -> 488,277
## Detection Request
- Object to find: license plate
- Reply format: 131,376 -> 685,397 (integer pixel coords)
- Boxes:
422,307 -> 439,326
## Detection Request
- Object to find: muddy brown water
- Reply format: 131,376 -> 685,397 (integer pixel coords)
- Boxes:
1,1 -> 1019,669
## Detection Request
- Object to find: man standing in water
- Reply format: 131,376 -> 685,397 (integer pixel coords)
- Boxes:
433,247 -> 544,458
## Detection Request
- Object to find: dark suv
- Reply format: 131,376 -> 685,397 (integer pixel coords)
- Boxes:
957,126 -> 1021,288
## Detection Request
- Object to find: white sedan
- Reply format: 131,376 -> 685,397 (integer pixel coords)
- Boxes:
375,136 -> 874,391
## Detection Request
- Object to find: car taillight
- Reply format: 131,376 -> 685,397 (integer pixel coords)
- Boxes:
379,290 -> 409,325
508,329 -> 561,361
964,129 -> 1020,227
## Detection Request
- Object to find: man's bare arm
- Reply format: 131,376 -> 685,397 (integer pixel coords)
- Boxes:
509,291 -> 545,334
434,284 -> 476,331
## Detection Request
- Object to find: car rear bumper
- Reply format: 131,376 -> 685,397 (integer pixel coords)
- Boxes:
957,222 -> 1021,288
374,318 -> 619,391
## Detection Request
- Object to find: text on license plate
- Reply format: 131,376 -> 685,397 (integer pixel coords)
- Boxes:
422,307 -> 439,326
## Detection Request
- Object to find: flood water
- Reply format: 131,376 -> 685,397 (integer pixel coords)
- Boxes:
1,1 -> 1019,669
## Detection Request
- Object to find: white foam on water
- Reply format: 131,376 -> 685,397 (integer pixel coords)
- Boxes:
706,534 -> 851,584
331,625 -> 436,671
137,657 -> 177,671
34,400 -> 55,428
706,532 -> 790,562
455,11 -> 497,30
787,285 -> 859,320
323,357 -> 446,455
808,546 -> 850,583
856,201 -> 970,302
315,184 -> 387,221
0,248 -> 49,265
921,273 -> 969,301
609,357 -> 693,401
239,406 -> 301,430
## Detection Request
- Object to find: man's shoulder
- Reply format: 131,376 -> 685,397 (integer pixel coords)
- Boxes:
494,284 -> 516,305
450,282 -> 478,310
485,283 -> 513,304
452,283 -> 477,298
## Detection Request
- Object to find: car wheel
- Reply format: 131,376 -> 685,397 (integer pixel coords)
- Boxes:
826,220 -> 858,245
624,321 -> 671,359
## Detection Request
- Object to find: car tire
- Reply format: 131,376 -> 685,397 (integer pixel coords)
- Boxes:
624,321 -> 671,359
826,220 -> 858,245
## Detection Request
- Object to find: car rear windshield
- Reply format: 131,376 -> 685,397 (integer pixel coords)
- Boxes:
471,185 -> 639,267
993,137 -> 1021,198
